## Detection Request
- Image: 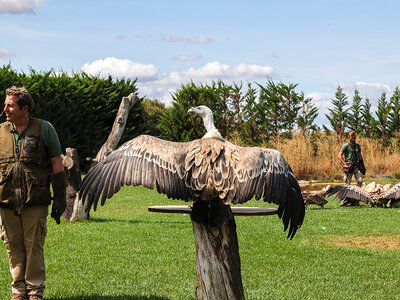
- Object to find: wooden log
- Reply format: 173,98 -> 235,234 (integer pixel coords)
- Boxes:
192,217 -> 244,300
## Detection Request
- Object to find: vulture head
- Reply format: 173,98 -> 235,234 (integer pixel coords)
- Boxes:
80,105 -> 305,238
188,105 -> 224,141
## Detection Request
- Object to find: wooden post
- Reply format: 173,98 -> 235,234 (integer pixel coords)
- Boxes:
192,218 -> 244,300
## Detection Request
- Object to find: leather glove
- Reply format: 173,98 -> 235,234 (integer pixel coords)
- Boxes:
50,171 -> 66,224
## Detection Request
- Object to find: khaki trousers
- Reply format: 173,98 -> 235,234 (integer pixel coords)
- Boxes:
341,167 -> 364,206
0,205 -> 48,297
344,166 -> 364,187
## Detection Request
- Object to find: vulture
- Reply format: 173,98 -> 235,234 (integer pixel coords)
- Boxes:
303,185 -> 332,208
80,105 -> 305,238
324,182 -> 400,207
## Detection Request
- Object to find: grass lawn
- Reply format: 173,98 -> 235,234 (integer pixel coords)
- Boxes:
1,184 -> 400,299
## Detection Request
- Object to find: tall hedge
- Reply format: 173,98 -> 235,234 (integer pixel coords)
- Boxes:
0,65 -> 145,171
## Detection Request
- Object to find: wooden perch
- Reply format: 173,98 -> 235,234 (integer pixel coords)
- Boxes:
93,92 -> 139,164
149,206 -> 277,299
193,219 -> 244,300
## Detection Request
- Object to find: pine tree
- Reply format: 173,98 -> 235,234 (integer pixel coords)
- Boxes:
388,87 -> 400,133
297,92 -> 319,135
325,85 -> 349,139
360,98 -> 375,138
277,82 -> 302,138
347,89 -> 362,134
374,92 -> 392,144
241,83 -> 263,145
257,79 -> 284,139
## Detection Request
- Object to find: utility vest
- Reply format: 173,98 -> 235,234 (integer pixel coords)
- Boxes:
0,118 -> 52,214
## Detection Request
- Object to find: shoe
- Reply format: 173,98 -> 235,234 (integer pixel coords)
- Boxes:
28,296 -> 42,300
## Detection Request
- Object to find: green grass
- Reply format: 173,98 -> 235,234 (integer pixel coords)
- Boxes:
1,185 -> 400,299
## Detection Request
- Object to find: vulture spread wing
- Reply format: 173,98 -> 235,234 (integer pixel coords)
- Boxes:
80,135 -> 191,210
382,182 -> 400,200
80,135 -> 304,238
324,185 -> 372,204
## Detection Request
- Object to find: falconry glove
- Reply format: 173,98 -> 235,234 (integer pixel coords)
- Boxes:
50,171 -> 66,224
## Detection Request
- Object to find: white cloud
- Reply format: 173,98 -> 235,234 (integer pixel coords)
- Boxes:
81,58 -> 273,106
138,61 -> 274,106
173,54 -> 202,61
338,81 -> 392,101
81,57 -> 159,82
163,35 -> 213,44
0,48 -> 15,59
179,61 -> 273,81
0,0 -> 45,14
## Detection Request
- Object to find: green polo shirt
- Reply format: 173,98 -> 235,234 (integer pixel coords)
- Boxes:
12,120 -> 62,158
340,142 -> 361,166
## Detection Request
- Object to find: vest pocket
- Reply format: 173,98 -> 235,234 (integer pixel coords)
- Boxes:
0,170 -> 9,184
25,171 -> 52,206
0,170 -> 14,204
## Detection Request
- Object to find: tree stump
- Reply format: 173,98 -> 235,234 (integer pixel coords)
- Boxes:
61,147 -> 87,221
192,218 -> 244,300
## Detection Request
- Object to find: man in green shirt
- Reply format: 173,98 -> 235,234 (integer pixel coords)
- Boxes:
0,86 -> 66,300
338,131 -> 364,205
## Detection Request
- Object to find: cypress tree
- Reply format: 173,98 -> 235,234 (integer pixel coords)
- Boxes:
0,65 -> 144,170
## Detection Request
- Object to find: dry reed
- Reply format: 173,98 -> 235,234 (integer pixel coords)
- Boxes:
268,134 -> 400,180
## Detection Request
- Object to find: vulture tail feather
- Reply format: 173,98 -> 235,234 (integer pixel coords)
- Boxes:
191,198 -> 233,227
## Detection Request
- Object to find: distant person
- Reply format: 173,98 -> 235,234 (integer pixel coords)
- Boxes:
0,86 -> 66,300
338,131 -> 365,206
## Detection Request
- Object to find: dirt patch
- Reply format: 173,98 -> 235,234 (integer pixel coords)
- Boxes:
320,235 -> 400,250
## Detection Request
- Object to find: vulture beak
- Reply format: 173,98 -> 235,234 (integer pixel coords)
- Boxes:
188,107 -> 195,114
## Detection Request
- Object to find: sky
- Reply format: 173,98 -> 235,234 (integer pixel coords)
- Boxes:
1,0 -> 400,125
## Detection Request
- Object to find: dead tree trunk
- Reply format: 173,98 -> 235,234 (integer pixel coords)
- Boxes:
69,93 -> 139,220
192,218 -> 244,300
93,93 -> 139,164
